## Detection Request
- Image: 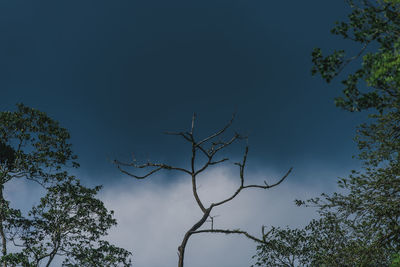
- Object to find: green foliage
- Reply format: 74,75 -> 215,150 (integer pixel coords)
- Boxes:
254,111 -> 400,265
311,0 -> 400,112
392,252 -> 400,267
254,1 -> 400,266
6,177 -> 132,266
0,104 -> 132,266
65,240 -> 133,267
252,226 -> 311,266
254,212 -> 391,266
385,0 -> 400,4
0,252 -> 32,267
0,103 -> 79,185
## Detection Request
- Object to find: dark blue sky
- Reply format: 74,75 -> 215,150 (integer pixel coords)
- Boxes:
1,0 -> 364,186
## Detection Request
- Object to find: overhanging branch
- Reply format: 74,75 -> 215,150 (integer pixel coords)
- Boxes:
192,228 -> 265,244
114,160 -> 191,179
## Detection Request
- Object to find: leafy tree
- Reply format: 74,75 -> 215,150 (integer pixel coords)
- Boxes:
115,114 -> 292,267
254,0 -> 400,266
0,103 -> 79,265
311,0 -> 400,112
0,104 -> 132,266
4,177 -> 132,267
254,212 -> 392,266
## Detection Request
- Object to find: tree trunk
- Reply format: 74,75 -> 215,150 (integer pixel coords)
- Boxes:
178,208 -> 211,267
0,185 -> 7,267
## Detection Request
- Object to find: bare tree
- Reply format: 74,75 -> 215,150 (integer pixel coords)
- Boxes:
114,114 -> 292,267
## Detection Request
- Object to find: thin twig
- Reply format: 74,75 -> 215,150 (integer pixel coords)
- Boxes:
196,113 -> 236,147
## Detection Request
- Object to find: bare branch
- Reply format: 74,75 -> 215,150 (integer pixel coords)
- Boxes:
192,228 -> 265,244
190,113 -> 196,135
194,158 -> 229,176
191,174 -> 206,213
211,155 -> 292,208
114,160 -> 191,179
337,41 -> 370,75
206,215 -> 220,230
196,113 -> 236,147
209,158 -> 229,166
178,207 -> 212,266
163,131 -> 192,143
211,187 -> 243,208
115,114 -> 292,267
188,126 -> 207,213
243,167 -> 293,190
211,147 -> 249,208
114,160 -> 189,172
262,225 -> 274,242
117,165 -> 163,179
210,133 -> 243,156
196,143 -> 211,159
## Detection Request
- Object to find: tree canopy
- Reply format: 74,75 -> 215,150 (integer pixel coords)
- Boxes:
0,104 -> 132,267
312,0 -> 400,113
254,0 -> 400,266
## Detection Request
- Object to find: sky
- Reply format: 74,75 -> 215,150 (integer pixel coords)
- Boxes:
1,1 -> 368,266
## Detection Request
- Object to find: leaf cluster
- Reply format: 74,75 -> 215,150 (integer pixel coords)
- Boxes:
311,0 -> 400,112
0,103 -> 79,185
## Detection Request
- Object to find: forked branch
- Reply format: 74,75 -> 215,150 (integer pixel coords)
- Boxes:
115,114 -> 291,267
211,146 -> 292,208
196,113 -> 236,147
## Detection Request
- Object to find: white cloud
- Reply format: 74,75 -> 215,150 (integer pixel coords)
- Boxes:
4,178 -> 45,215
101,165 -> 337,267
2,165 -> 339,267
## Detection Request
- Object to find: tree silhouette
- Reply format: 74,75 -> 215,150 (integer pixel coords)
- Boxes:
115,114 -> 291,267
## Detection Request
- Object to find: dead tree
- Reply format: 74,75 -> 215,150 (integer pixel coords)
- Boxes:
114,114 -> 292,267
